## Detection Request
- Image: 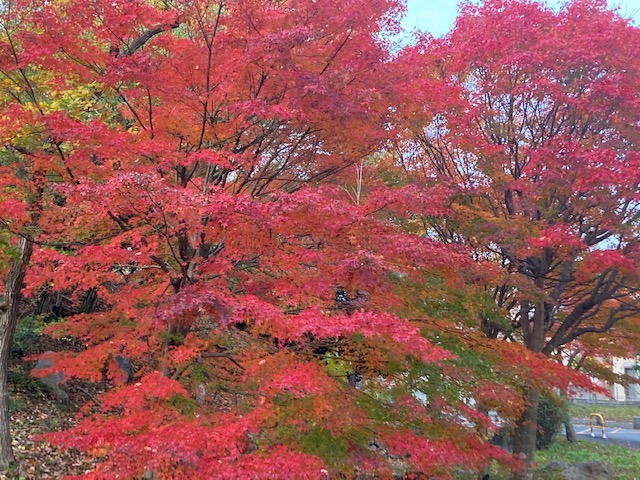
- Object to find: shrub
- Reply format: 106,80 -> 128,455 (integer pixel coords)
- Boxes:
536,393 -> 566,450
11,315 -> 47,359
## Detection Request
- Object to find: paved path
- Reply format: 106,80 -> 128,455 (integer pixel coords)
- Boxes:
574,423 -> 640,449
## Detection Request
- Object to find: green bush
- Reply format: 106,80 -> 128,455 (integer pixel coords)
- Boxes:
536,393 -> 566,450
8,368 -> 41,393
11,315 -> 47,359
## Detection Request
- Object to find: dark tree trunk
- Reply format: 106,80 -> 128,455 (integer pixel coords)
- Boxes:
0,236 -> 32,468
564,417 -> 577,443
475,402 -> 492,480
512,386 -> 540,480
558,394 -> 578,443
560,400 -> 577,443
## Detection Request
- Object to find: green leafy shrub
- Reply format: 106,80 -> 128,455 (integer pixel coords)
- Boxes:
536,393 -> 566,450
11,315 -> 48,359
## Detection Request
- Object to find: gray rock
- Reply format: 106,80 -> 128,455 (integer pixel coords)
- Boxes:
561,461 -> 616,480
32,353 -> 68,402
115,355 -> 135,382
543,461 -> 569,472
196,383 -> 206,405
633,416 -> 640,429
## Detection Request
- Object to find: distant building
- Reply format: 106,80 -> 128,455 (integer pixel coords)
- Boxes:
612,358 -> 640,402
572,357 -> 640,403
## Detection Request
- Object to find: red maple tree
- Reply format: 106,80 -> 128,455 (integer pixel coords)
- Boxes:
0,0 -> 524,477
1,0 -> 628,478
395,0 -> 640,473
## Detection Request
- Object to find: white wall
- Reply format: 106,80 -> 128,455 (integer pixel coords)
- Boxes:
612,358 -> 639,402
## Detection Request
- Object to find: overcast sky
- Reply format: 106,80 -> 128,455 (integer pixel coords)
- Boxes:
403,0 -> 640,37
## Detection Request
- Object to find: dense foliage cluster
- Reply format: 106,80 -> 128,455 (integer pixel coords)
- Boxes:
0,0 -> 639,478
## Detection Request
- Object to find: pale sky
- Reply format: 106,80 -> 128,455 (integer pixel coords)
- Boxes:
404,0 -> 640,37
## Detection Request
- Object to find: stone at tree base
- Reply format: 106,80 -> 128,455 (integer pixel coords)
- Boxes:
540,460 -> 569,476
196,383 -> 206,405
560,461 -> 616,480
32,353 -> 69,402
114,355 -> 135,382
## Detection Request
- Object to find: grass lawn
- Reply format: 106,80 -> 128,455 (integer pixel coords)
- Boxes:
569,403 -> 640,423
534,439 -> 640,479
488,439 -> 640,479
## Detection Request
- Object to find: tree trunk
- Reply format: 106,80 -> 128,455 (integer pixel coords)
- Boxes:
475,402 -> 492,480
0,236 -> 32,468
556,392 -> 577,443
512,386 -> 540,480
564,417 -> 577,443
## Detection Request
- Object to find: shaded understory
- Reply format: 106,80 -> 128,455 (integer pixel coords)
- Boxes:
2,362 -> 98,479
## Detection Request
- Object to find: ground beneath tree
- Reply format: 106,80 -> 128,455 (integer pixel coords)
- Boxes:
2,359 -> 101,479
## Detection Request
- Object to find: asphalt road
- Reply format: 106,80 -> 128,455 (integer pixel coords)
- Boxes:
574,423 -> 640,449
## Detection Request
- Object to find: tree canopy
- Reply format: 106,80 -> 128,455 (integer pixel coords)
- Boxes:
0,0 -> 638,478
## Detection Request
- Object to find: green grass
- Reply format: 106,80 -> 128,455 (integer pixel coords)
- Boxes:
534,439 -> 640,479
569,403 -> 640,423
487,439 -> 640,480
